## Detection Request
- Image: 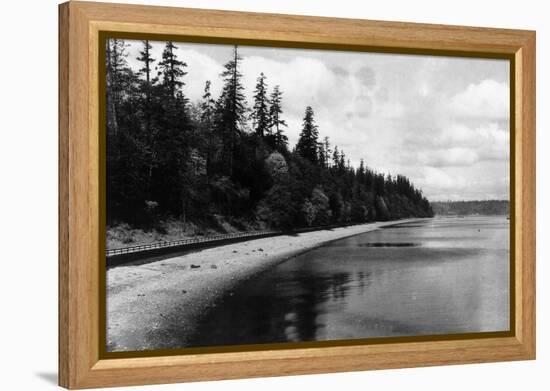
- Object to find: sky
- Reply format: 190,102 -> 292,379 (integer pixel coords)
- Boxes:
120,39 -> 510,202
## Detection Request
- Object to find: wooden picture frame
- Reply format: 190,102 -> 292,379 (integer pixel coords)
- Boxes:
59,1 -> 536,389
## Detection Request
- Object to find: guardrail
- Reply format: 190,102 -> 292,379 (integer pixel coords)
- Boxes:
105,221 -> 372,258
106,229 -> 280,257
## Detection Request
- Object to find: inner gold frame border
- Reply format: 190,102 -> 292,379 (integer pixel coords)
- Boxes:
59,1 -> 536,389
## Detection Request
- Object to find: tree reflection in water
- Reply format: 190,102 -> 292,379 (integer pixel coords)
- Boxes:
184,270 -> 374,347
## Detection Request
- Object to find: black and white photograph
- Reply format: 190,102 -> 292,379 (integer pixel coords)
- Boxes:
104,38 -> 510,353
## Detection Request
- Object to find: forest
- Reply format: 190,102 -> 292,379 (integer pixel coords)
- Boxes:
106,39 -> 433,239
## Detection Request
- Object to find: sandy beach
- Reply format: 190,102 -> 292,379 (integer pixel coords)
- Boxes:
107,219 -> 422,351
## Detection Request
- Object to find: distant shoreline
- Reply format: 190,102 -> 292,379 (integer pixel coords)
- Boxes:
106,218 -> 426,352
431,200 -> 509,216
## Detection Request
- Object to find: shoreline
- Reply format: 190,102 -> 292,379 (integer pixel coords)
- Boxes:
106,218 -> 426,352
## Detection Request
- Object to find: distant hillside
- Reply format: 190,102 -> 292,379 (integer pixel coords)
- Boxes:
431,200 -> 509,216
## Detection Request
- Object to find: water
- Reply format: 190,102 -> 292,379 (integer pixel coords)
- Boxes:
186,216 -> 510,347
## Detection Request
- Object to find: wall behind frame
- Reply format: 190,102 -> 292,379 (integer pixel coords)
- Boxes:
0,0 -> 546,390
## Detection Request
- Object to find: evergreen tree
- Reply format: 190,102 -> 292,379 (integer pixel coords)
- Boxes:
157,41 -> 187,100
317,142 -> 326,168
106,38 -> 153,222
332,146 -> 340,168
137,40 -> 155,87
200,80 -> 215,124
339,150 -> 346,171
323,137 -> 331,168
152,41 -> 191,220
106,38 -> 129,135
269,85 -> 288,150
357,158 -> 366,184
136,40 -> 156,135
296,106 -> 319,164
250,72 -> 270,137
216,46 -> 247,176
135,40 -> 158,190
200,80 -> 217,175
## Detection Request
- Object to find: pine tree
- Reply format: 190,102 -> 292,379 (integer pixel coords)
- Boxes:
137,40 -> 155,87
136,40 -> 156,135
339,150 -> 346,171
332,146 -> 340,169
106,38 -> 129,135
250,73 -> 270,137
358,158 -> 366,184
200,80 -> 217,175
106,39 -> 152,222
269,85 -> 288,150
216,46 -> 247,175
296,106 -> 319,164
157,41 -> 187,100
323,136 -> 331,168
153,41 -> 191,221
317,142 -> 326,168
200,80 -> 215,124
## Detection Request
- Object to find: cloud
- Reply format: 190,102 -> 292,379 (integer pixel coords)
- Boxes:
355,66 -> 376,87
331,66 -> 349,77
373,101 -> 405,119
415,122 -> 509,166
423,167 -> 468,190
241,56 -> 339,116
413,164 -> 509,201
239,55 -> 383,148
417,148 -> 479,167
449,79 -> 509,120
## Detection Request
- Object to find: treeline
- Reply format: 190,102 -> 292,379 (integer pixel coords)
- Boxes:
106,39 -> 433,231
431,201 -> 509,216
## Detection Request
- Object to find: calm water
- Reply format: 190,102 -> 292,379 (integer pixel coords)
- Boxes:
187,216 -> 510,347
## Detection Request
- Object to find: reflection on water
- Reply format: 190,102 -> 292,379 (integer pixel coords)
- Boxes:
359,242 -> 419,247
185,216 -> 510,347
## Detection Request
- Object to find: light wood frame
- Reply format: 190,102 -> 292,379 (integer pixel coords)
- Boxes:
59,1 -> 536,389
